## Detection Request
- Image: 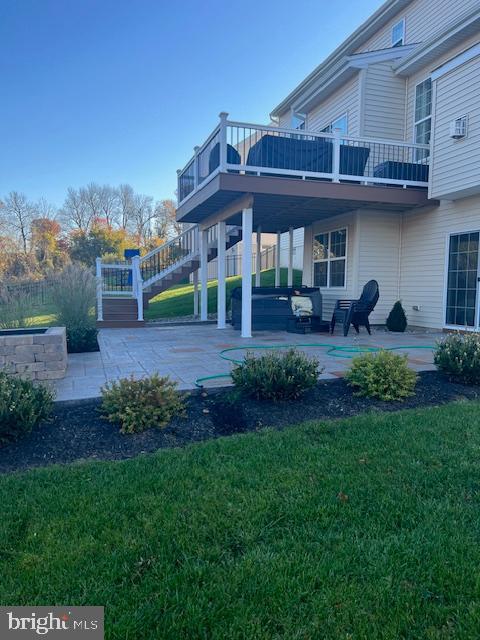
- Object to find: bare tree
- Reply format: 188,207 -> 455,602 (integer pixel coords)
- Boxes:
33,197 -> 58,220
155,199 -> 182,240
79,183 -> 103,222
98,185 -> 119,226
60,187 -> 93,232
1,191 -> 35,253
118,184 -> 135,230
131,194 -> 155,246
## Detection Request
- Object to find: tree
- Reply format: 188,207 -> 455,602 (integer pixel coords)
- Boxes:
1,191 -> 34,253
60,187 -> 92,233
155,199 -> 182,240
131,194 -> 155,247
98,184 -> 119,227
30,218 -> 65,270
69,223 -> 130,267
118,184 -> 135,231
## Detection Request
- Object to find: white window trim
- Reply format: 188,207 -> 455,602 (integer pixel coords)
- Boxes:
391,17 -> 406,47
313,226 -> 348,289
320,112 -> 348,135
443,228 -> 480,330
413,77 -> 432,144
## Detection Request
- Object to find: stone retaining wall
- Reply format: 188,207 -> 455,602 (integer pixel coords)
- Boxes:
0,327 -> 67,381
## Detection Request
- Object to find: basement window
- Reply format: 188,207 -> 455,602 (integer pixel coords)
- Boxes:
391,18 -> 405,47
313,228 -> 347,288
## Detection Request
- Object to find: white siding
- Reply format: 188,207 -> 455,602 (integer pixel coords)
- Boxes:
307,75 -> 360,136
356,0 -> 480,53
430,53 -> 480,199
400,195 -> 480,329
357,212 -> 401,324
363,62 -> 406,140
277,110 -> 291,128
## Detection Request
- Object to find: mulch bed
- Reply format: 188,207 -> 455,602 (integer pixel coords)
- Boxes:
1,371 -> 479,474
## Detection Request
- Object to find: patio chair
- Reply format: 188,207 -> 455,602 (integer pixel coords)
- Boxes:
330,280 -> 379,337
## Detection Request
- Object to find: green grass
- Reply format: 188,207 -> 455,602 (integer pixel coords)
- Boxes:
145,267 -> 302,320
1,402 -> 480,638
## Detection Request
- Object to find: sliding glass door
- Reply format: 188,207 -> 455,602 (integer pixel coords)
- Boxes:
445,232 -> 479,328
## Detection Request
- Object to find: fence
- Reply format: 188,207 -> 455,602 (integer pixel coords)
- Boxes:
1,279 -> 55,308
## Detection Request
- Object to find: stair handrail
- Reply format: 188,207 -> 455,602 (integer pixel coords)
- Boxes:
140,225 -> 198,263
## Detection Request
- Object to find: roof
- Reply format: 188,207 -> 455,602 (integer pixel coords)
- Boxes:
270,0 -> 412,118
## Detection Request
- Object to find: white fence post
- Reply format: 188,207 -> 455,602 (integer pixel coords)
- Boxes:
132,256 -> 143,322
219,111 -> 229,172
95,257 -> 103,322
332,128 -> 341,183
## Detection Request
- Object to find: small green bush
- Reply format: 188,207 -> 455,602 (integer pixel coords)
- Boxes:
386,300 -> 408,332
66,326 -> 99,353
434,333 -> 480,385
231,348 -> 320,401
0,372 -> 54,444
345,349 -> 417,401
101,374 -> 185,434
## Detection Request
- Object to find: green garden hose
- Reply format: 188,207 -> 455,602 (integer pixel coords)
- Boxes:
195,342 -> 435,388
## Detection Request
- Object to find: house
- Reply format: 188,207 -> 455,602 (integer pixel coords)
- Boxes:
97,0 -> 480,334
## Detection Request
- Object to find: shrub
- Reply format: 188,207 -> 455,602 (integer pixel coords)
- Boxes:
231,348 -> 320,401
101,374 -> 185,434
0,372 -> 54,444
66,327 -> 99,353
434,333 -> 480,385
50,263 -> 96,330
0,287 -> 34,329
386,300 -> 408,332
345,349 -> 417,401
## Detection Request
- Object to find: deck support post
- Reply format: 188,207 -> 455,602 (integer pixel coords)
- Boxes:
217,220 -> 227,329
96,257 -> 103,322
288,226 -> 294,287
193,269 -> 199,318
275,231 -> 281,287
241,208 -> 253,338
200,228 -> 209,321
255,226 -> 262,287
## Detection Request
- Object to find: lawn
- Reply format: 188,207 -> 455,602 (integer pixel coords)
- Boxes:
1,402 -> 480,638
145,267 -> 302,320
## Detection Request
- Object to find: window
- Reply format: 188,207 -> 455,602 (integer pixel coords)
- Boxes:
291,113 -> 305,130
321,113 -> 348,135
414,78 -> 432,159
391,18 -> 405,47
313,228 -> 347,288
446,232 -> 479,327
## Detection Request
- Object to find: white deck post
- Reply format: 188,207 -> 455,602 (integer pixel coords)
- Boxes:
219,112 -> 229,172
241,208 -> 253,338
217,220 -> 227,329
255,226 -> 262,287
95,257 -> 103,322
193,269 -> 199,318
275,230 -> 281,287
132,255 -> 143,321
200,228 -> 209,321
332,127 -> 341,183
288,226 -> 294,287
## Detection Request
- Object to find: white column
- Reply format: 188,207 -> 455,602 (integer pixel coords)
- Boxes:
255,226 -> 262,287
217,221 -> 227,329
302,225 -> 314,287
95,257 -> 103,321
275,230 -> 281,287
193,269 -> 199,318
288,226 -> 294,287
200,228 -> 209,321
241,208 -> 253,338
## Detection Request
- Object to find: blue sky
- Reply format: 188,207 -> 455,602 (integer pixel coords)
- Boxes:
0,0 -> 383,206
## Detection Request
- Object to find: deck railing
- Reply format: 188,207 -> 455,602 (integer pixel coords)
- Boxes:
177,113 -> 430,205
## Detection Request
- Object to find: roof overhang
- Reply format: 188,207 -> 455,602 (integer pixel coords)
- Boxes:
270,0 -> 412,118
394,6 -> 480,76
347,42 -> 418,68
176,173 -> 435,233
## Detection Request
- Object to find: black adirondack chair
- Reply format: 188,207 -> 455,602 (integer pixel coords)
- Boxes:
330,280 -> 379,336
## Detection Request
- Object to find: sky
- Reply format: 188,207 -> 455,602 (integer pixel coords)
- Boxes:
0,0 -> 384,207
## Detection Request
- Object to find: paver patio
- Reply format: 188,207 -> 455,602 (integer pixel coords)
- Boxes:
52,324 -> 440,401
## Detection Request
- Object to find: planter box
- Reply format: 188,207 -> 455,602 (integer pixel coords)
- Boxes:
0,327 -> 67,381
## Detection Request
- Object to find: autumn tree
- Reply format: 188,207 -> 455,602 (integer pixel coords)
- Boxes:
155,199 -> 182,240
1,191 -> 35,253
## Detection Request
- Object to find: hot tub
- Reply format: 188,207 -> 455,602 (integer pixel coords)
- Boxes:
230,287 -> 329,333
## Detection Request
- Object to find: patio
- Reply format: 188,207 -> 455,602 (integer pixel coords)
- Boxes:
53,325 -> 439,401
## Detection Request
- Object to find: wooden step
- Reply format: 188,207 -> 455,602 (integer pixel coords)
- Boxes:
97,320 -> 145,328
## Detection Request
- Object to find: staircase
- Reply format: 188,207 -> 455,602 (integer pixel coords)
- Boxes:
96,224 -> 242,328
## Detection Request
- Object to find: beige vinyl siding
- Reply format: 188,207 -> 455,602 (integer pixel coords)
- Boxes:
404,32 -> 480,142
430,54 -> 480,199
363,62 -> 406,139
356,0 -> 480,53
310,213 -> 357,321
399,195 -> 480,329
306,75 -> 360,136
357,212 -> 401,324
